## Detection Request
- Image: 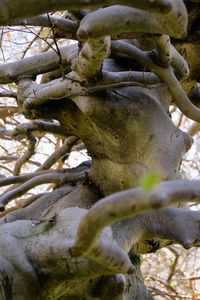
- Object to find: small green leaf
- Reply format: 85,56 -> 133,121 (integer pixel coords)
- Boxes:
140,173 -> 160,191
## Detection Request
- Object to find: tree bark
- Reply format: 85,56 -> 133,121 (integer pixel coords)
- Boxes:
0,1 -> 200,299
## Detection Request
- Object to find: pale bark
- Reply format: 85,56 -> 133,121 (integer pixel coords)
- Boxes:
0,1 -> 200,300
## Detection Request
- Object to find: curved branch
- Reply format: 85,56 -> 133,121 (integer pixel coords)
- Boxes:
72,36 -> 111,79
13,132 -> 37,175
72,179 -> 200,256
77,3 -> 187,41
0,169 -> 60,187
0,173 -> 65,207
0,1 -> 181,25
0,162 -> 91,207
111,40 -> 200,122
113,207 -> 200,253
0,44 -> 78,84
151,35 -> 189,80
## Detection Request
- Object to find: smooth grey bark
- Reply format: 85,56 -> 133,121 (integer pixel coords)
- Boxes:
0,1 -> 200,300
0,1 -> 184,25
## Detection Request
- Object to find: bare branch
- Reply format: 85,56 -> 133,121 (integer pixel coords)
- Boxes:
12,120 -> 68,138
0,1 -> 181,25
0,44 -> 78,84
0,155 -> 41,167
151,35 -> 189,80
77,3 -> 187,41
113,208 -> 200,253
37,136 -> 78,171
9,14 -> 78,39
0,169 -> 61,187
21,75 -> 85,109
0,173 -> 64,207
13,132 -> 37,175
72,36 -> 111,79
72,179 -> 200,257
20,69 -> 161,111
101,70 -> 160,85
0,89 -> 17,98
111,40 -> 200,122
0,161 -> 91,207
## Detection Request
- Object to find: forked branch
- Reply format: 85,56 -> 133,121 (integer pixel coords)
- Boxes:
73,179 -> 200,256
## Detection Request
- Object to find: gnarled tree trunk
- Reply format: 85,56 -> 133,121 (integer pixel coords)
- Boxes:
0,1 -> 200,299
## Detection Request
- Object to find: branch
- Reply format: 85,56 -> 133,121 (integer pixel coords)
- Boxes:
101,70 -> 160,85
13,132 -> 37,175
0,89 -> 17,98
0,44 -> 78,84
151,35 -> 189,80
37,136 -> 78,171
21,75 -> 86,109
9,14 -> 78,38
0,155 -> 41,167
0,162 -> 91,207
0,169 -> 65,187
20,69 -> 161,110
0,173 -> 65,207
72,179 -> 200,256
72,36 -> 111,80
113,207 -> 200,253
111,40 -> 200,122
77,3 -> 187,41
12,120 -> 68,138
0,1 -> 180,25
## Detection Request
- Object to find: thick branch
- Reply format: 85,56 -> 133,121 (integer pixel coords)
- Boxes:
20,74 -> 85,109
72,36 -> 111,79
0,89 -> 17,98
72,179 -> 200,256
0,44 -> 78,84
12,120 -> 68,138
101,71 -> 160,85
152,35 -> 189,80
77,3 -> 187,41
111,40 -> 200,122
113,207 -> 200,253
0,1 -> 180,25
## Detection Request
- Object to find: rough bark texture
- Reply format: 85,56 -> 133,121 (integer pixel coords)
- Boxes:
0,1 -> 200,299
